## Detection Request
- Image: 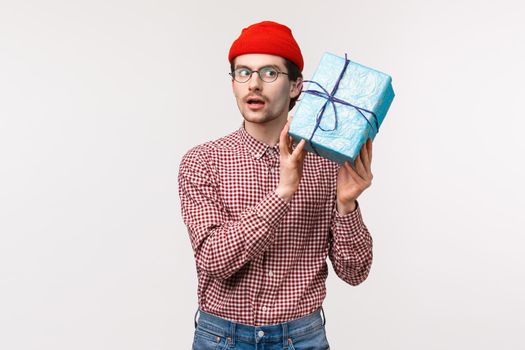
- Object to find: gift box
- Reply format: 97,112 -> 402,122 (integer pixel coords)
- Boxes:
289,52 -> 395,165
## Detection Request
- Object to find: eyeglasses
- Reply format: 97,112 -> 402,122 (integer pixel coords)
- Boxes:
229,66 -> 289,83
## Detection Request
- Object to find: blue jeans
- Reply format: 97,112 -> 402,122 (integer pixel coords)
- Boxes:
192,307 -> 330,350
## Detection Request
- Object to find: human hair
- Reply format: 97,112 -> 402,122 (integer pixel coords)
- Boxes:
230,57 -> 303,111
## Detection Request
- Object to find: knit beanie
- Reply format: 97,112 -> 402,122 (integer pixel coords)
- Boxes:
228,21 -> 304,72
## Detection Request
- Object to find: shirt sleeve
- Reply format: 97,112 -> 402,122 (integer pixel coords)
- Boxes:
328,200 -> 373,286
178,146 -> 290,280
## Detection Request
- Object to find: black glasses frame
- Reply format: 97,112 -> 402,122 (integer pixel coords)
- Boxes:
229,67 -> 289,83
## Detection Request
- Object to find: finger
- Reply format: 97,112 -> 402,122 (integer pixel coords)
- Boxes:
279,121 -> 291,155
353,154 -> 368,182
360,142 -> 371,176
297,146 -> 307,166
301,143 -> 308,159
368,138 -> 373,164
366,139 -> 373,176
280,119 -> 290,138
361,141 -> 369,164
343,160 -> 365,183
292,139 -> 306,158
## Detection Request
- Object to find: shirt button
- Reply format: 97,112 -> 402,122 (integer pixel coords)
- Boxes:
268,271 -> 274,277
262,306 -> 267,311
258,330 -> 265,337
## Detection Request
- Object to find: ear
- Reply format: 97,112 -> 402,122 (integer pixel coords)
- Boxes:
290,77 -> 303,99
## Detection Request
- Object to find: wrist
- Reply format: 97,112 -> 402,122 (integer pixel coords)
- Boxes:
336,199 -> 357,215
275,185 -> 294,203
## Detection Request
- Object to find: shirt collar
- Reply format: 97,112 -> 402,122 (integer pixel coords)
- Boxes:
238,121 -> 280,160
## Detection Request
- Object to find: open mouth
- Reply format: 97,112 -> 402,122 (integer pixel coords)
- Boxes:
246,97 -> 265,110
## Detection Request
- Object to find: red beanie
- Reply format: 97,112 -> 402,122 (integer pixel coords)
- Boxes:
228,21 -> 304,72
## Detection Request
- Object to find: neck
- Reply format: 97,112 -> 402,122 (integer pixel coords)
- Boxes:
243,115 -> 288,147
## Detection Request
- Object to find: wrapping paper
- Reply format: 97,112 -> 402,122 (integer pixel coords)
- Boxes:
289,52 -> 395,165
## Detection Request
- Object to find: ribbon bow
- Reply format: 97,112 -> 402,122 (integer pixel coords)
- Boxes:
301,53 -> 379,157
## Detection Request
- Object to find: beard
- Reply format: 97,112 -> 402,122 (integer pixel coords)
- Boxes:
241,109 -> 280,124
238,99 -> 288,125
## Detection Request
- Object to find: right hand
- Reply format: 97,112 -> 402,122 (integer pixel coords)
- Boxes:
276,117 -> 307,202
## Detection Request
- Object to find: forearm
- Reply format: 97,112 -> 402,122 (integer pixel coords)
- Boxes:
186,190 -> 289,280
329,202 -> 373,285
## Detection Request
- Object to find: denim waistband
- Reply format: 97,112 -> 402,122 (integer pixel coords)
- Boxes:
194,307 -> 326,347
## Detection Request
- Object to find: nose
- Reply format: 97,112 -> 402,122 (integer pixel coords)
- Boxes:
248,71 -> 263,91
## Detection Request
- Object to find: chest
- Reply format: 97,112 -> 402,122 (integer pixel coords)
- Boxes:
217,153 -> 334,218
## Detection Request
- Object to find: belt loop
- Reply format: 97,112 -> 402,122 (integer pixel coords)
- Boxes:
282,322 -> 288,348
194,308 -> 199,329
320,306 -> 326,326
228,321 -> 236,346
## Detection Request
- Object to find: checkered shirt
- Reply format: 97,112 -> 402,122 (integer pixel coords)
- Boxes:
178,122 -> 373,326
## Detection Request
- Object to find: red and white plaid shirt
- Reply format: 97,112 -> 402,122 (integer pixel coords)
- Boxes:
178,122 -> 373,326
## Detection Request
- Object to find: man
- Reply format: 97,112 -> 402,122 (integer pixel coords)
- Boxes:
178,21 -> 374,350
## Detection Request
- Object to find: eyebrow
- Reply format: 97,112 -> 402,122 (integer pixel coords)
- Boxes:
235,64 -> 282,71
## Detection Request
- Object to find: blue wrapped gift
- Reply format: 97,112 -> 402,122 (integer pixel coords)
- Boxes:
289,52 -> 395,165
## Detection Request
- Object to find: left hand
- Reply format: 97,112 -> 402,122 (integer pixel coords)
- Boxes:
336,138 -> 374,213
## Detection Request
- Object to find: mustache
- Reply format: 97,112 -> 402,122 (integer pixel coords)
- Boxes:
244,94 -> 267,102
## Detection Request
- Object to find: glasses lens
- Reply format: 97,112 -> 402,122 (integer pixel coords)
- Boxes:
259,67 -> 278,82
233,68 -> 251,83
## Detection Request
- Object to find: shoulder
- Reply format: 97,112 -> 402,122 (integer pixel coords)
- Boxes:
179,128 -> 243,174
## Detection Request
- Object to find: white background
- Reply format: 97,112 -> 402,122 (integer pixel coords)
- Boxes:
1,0 -> 524,349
